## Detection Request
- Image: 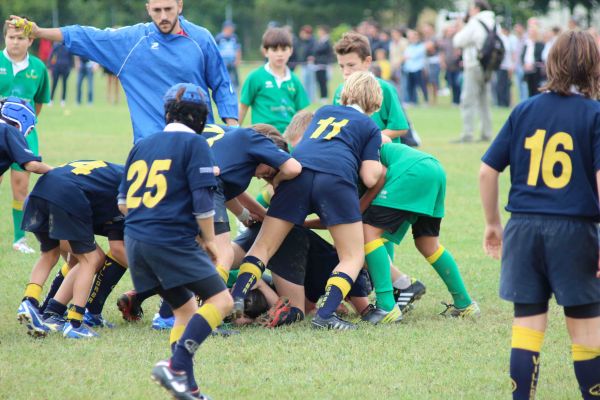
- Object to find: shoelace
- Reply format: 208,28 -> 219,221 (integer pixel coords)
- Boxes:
439,301 -> 455,316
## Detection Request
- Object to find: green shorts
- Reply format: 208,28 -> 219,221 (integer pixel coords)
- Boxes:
11,130 -> 39,171
372,157 -> 446,218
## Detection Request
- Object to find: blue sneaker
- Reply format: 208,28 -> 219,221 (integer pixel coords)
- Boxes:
42,313 -> 66,332
17,299 -> 48,338
83,311 -> 115,328
152,313 -> 175,330
63,322 -> 99,339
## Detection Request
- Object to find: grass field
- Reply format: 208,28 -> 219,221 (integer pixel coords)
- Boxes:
0,65 -> 583,400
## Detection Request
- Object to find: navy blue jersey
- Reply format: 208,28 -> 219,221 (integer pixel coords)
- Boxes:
202,127 -> 290,200
30,160 -> 123,225
121,130 -> 217,245
482,92 -> 600,219
0,122 -> 41,175
292,105 -> 382,184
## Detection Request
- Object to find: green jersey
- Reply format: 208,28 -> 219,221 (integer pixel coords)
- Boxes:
240,64 -> 309,134
333,78 -> 408,143
372,143 -> 445,218
0,51 -> 50,108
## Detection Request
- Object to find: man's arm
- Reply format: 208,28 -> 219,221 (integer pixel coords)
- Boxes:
452,20 -> 477,49
8,16 -> 64,41
479,162 -> 503,259
359,166 -> 387,213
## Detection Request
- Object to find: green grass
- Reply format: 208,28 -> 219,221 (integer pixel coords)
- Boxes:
0,65 -> 582,400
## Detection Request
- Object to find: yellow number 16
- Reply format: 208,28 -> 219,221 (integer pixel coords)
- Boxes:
126,159 -> 172,209
524,129 -> 573,189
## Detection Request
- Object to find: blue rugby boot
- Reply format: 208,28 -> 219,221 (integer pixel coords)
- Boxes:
83,311 -> 115,328
63,322 -> 99,339
152,313 -> 175,330
17,299 -> 48,338
42,313 -> 66,333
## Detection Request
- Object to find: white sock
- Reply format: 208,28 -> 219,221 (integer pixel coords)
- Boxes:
393,275 -> 412,290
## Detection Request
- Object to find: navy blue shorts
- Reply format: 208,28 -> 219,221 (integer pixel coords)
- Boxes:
22,196 -> 96,254
214,178 -> 230,235
304,230 -> 371,303
500,214 -> 600,307
94,217 -> 124,241
233,223 -> 310,285
125,235 -> 219,293
268,169 -> 361,227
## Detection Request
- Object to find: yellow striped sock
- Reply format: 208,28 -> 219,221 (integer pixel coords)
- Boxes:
512,325 -> 544,352
197,303 -> 223,330
426,245 -> 446,264
239,262 -> 262,281
67,309 -> 84,322
24,283 -> 42,302
327,276 -> 352,298
12,200 -> 24,211
216,265 -> 229,283
364,238 -> 384,255
60,263 -> 70,277
572,344 -> 600,361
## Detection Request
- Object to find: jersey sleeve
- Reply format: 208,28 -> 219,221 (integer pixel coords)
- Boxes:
34,66 -> 51,105
61,25 -> 142,74
381,83 -> 409,130
593,112 -> 600,172
360,124 -> 383,161
240,70 -> 256,106
332,84 -> 343,105
482,115 -> 513,172
5,126 -> 41,167
247,131 -> 291,168
186,136 -> 218,191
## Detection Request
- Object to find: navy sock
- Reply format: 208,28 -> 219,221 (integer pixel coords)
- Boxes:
159,298 -> 174,319
43,298 -> 67,319
572,344 -> 600,399
86,254 -> 127,314
40,269 -> 66,313
231,256 -> 265,299
510,326 -> 544,400
317,271 -> 354,319
285,307 -> 305,324
67,304 -> 86,328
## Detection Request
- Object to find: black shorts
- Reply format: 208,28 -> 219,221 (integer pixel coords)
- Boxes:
22,196 -> 96,254
214,178 -> 230,235
234,223 -> 311,285
125,235 -> 220,293
304,230 -> 371,303
94,217 -> 124,241
363,205 -> 441,240
500,214 -> 600,307
158,275 -> 227,309
268,169 -> 362,227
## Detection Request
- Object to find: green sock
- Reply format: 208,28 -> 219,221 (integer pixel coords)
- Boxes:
383,240 -> 395,262
427,245 -> 472,309
365,238 -> 395,311
12,200 -> 25,242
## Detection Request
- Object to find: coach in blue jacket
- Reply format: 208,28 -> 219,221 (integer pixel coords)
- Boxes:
9,0 -> 239,143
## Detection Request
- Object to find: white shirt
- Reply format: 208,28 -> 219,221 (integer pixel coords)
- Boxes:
164,122 -> 195,133
264,63 -> 292,88
3,49 -> 30,76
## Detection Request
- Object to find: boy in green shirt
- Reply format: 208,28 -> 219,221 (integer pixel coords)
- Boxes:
239,27 -> 309,134
362,141 -> 479,323
0,19 -> 50,254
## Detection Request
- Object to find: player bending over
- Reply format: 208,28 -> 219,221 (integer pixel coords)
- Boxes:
119,83 -> 231,399
230,71 -> 383,330
480,30 -> 600,399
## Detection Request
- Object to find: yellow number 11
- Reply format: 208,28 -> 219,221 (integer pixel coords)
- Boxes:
524,129 -> 573,189
309,117 -> 349,140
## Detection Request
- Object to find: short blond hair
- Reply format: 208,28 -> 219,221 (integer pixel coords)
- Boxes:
340,71 -> 382,115
283,110 -> 314,144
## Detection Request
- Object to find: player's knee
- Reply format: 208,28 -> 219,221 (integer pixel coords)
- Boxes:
41,247 -> 61,264
212,289 -> 234,316
415,236 -> 439,258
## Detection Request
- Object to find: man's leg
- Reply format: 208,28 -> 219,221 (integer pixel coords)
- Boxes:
459,66 -> 478,141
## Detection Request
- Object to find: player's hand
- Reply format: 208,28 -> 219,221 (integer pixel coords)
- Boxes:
202,239 -> 219,265
7,16 -> 38,37
483,223 -> 503,260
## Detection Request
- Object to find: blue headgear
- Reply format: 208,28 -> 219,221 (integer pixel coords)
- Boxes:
0,97 -> 36,137
163,83 -> 207,105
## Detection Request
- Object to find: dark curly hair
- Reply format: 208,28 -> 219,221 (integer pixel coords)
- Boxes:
164,86 -> 209,133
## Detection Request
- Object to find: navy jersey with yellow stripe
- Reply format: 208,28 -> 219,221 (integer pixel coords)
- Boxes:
291,105 -> 381,184
121,130 -> 216,245
30,160 -> 123,225
202,126 -> 290,200
482,92 -> 600,219
0,122 -> 41,175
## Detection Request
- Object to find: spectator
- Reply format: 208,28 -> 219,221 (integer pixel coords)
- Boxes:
440,23 -> 462,105
403,29 -> 428,106
494,26 -> 513,108
48,42 -> 73,107
542,26 -> 561,63
76,56 -> 95,105
104,66 -> 120,105
452,0 -> 495,142
215,20 -> 242,92
522,23 -> 545,97
422,23 -> 441,105
511,23 -> 528,101
313,25 -> 333,103
389,28 -> 408,100
374,48 -> 392,81
296,25 -> 316,103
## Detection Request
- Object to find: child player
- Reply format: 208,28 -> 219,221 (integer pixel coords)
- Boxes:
1,18 -> 51,254
231,71 -> 383,330
0,96 -> 50,176
480,30 -> 600,399
361,140 -> 479,324
119,83 -> 231,399
239,27 -> 310,134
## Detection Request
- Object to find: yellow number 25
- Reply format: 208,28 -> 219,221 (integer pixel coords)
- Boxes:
126,159 -> 172,209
